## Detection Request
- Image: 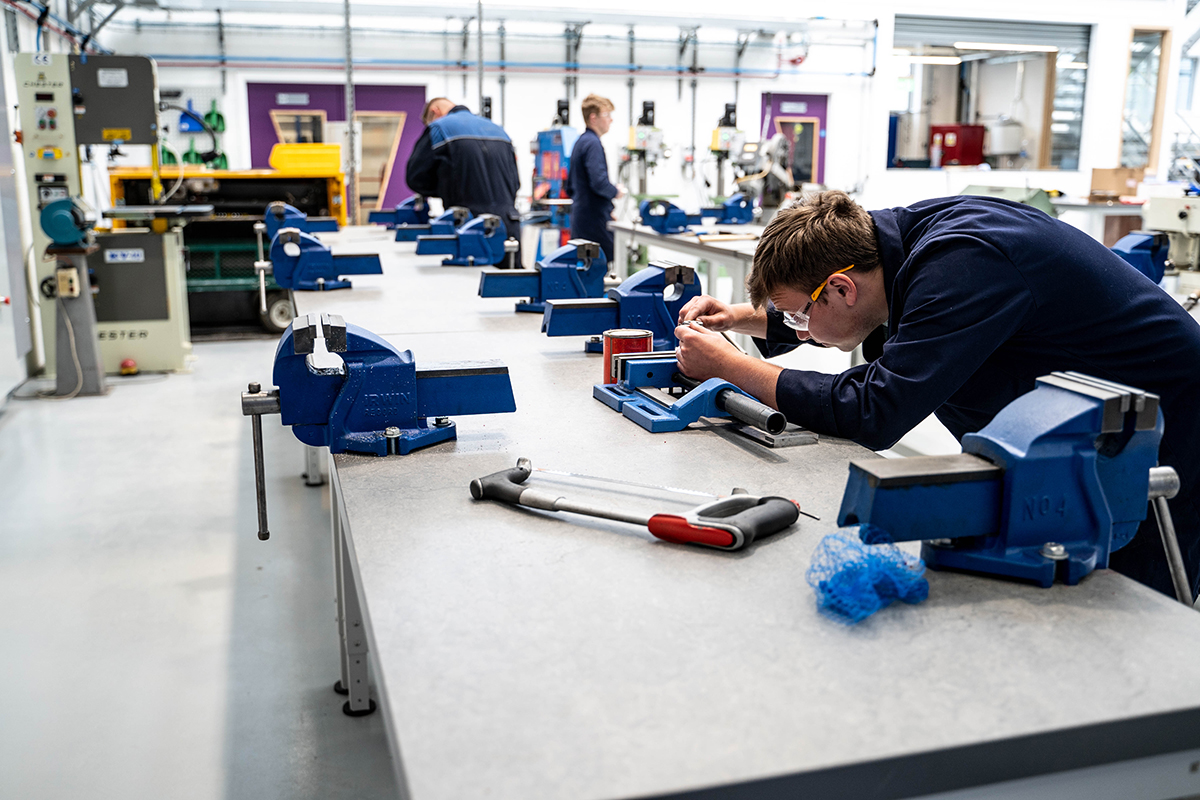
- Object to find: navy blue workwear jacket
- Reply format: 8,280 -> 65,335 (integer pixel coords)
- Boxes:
567,128 -> 618,261
756,195 -> 1200,599
406,106 -> 522,244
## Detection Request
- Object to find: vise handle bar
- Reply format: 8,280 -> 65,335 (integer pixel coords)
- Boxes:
241,381 -> 282,541
470,458 -> 800,551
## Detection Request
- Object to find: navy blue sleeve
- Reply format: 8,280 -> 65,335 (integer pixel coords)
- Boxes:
774,237 -> 1034,450
581,137 -> 618,200
405,127 -> 438,197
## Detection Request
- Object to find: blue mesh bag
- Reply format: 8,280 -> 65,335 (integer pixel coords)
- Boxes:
806,525 -> 929,624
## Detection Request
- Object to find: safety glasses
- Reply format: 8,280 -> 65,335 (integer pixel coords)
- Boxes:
780,265 -> 854,332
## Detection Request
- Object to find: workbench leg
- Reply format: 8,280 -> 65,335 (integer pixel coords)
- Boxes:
331,464 -> 376,716
612,226 -> 633,279
303,445 -> 326,486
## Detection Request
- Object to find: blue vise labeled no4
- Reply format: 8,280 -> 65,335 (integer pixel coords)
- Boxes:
269,228 -> 382,291
416,213 -> 508,266
837,372 -> 1169,588
264,201 -> 340,240
639,194 -> 754,235
257,312 -> 516,456
541,260 -> 700,353
477,239 -> 606,313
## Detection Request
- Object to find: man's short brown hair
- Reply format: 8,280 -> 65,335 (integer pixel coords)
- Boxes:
747,190 -> 880,308
422,97 -> 453,125
581,93 -> 615,123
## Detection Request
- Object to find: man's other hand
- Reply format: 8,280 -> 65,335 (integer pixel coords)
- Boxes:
675,322 -> 744,381
678,295 -> 736,331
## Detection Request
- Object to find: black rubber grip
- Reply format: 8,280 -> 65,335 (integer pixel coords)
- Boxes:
718,390 -> 787,435
469,460 -> 533,504
699,496 -> 799,547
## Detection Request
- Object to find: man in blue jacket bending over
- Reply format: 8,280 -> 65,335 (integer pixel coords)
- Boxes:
567,93 -> 625,263
676,190 -> 1200,601
406,97 -> 522,263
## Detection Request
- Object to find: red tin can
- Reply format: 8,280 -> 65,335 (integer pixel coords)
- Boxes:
602,328 -> 653,384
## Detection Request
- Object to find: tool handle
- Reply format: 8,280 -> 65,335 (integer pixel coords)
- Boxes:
717,390 -> 787,435
469,458 -> 533,505
708,496 -> 800,547
648,515 -> 737,548
251,413 -> 270,541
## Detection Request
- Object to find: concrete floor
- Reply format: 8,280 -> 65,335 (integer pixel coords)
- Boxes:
0,339 -> 399,800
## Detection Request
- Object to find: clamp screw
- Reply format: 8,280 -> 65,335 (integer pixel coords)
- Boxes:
248,382 -> 260,393
433,416 -> 452,428
384,426 -> 400,438
1041,542 -> 1068,560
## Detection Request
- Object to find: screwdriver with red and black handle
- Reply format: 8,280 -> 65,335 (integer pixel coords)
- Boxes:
469,458 -> 801,551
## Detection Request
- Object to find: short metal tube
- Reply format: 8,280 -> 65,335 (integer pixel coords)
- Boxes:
717,389 -> 787,435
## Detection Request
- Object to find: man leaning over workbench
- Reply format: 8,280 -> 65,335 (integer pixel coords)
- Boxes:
406,97 -> 523,265
676,190 -> 1200,601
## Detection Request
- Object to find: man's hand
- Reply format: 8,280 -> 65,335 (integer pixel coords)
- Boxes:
674,321 -> 784,408
678,296 -> 738,331
615,183 -> 628,199
675,323 -> 746,381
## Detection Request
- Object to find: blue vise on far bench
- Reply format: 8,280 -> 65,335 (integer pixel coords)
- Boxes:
478,239 -> 607,313
416,213 -> 511,266
639,194 -> 754,235
264,201 -> 340,240
269,228 -> 382,291
541,260 -> 700,353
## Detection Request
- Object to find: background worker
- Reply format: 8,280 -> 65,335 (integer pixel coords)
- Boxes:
406,97 -> 523,264
675,190 -> 1200,601
567,93 -> 626,263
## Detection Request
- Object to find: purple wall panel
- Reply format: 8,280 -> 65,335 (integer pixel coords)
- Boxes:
247,82 -> 426,207
760,93 -> 828,185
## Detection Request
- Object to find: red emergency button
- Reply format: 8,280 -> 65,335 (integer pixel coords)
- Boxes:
47,109 -> 56,117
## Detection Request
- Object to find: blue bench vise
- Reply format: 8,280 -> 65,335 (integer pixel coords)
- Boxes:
639,194 -> 754,235
477,239 -> 606,313
1111,230 -> 1169,284
240,312 -> 517,540
264,201 -> 340,240
594,350 -> 788,437
541,260 -> 700,353
269,228 -> 382,291
416,213 -> 510,266
367,194 -> 430,230
836,372 -> 1185,590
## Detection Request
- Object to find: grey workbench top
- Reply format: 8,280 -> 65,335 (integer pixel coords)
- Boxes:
291,239 -> 1200,800
610,219 -> 762,264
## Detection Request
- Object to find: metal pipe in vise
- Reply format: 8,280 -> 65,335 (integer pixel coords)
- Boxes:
673,372 -> 787,435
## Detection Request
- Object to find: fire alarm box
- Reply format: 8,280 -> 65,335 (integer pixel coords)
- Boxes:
930,124 -> 986,166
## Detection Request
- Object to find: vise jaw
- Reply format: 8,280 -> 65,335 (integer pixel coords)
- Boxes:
240,313 -> 517,540
269,228 -> 383,291
367,194 -> 430,229
837,372 -> 1171,589
477,238 -> 607,313
541,259 -> 700,352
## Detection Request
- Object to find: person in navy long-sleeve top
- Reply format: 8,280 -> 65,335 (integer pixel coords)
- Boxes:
675,191 -> 1200,601
567,93 -> 625,262
406,97 -> 522,259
